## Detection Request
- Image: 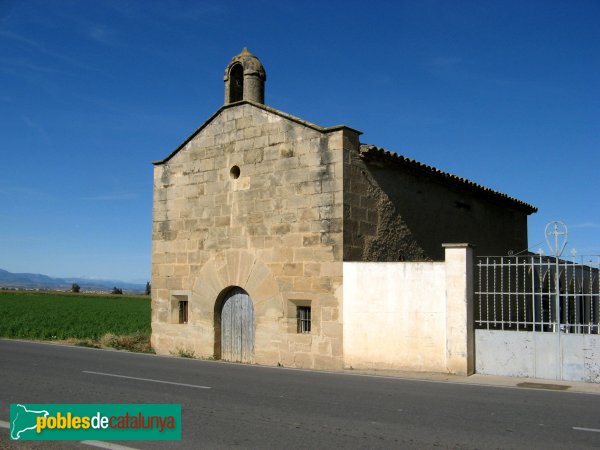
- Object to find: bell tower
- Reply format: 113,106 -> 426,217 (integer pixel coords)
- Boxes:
224,48 -> 266,105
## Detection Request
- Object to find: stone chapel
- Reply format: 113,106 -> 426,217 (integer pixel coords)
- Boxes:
151,49 -> 536,371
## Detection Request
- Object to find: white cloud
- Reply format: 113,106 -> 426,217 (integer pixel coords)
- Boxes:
0,56 -> 69,75
0,29 -> 103,73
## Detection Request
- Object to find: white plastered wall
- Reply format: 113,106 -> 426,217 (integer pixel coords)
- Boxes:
343,244 -> 473,375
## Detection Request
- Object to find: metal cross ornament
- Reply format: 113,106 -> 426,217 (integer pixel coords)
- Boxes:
545,220 -> 568,258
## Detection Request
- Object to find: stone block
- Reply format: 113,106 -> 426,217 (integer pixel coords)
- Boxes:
322,177 -> 343,193
293,352 -> 313,368
271,223 -> 291,235
320,322 -> 343,339
299,152 -> 322,167
320,262 -> 342,277
235,138 -> 254,152
289,335 -> 313,353
267,263 -> 284,276
166,277 -> 183,290
293,248 -> 313,262
274,156 -> 299,171
267,133 -> 286,146
253,135 -> 268,148
254,298 -> 283,319
264,236 -> 283,247
284,168 -> 308,184
296,181 -> 321,196
302,235 -> 320,246
254,199 -> 274,212
244,148 -> 263,164
327,132 -> 343,149
293,277 -> 312,291
214,216 -> 231,227
247,223 -> 268,236
307,192 -> 335,208
303,263 -> 321,277
311,277 -> 332,293
230,235 -> 247,248
313,355 -> 343,370
282,233 -> 303,247
317,340 -> 331,356
273,247 -> 293,262
236,116 -> 252,129
276,276 -> 293,292
322,147 -> 344,164
174,265 -> 189,277
283,263 -> 303,276
330,337 -> 343,356
249,235 -> 265,248
285,195 -> 310,210
292,221 -> 311,233
175,251 -> 188,266
256,351 -> 281,366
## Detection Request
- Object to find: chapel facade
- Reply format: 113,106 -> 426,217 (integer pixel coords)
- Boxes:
151,49 -> 536,370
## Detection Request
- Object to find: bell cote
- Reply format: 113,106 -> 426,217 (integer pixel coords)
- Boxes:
224,48 -> 266,105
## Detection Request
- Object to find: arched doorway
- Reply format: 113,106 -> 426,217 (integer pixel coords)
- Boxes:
218,287 -> 255,363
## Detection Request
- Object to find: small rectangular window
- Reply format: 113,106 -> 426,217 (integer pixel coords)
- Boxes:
179,300 -> 188,324
170,292 -> 190,324
297,306 -> 311,334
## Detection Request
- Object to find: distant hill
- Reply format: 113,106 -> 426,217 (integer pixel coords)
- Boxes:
0,268 -> 146,293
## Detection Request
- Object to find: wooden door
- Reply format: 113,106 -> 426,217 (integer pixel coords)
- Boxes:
221,288 -> 255,363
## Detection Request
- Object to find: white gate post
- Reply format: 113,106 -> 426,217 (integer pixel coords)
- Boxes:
443,243 -> 474,376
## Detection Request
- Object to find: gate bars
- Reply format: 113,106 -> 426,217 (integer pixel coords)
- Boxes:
475,255 -> 600,334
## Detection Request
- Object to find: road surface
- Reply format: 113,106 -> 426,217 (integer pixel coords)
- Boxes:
1,339 -> 599,449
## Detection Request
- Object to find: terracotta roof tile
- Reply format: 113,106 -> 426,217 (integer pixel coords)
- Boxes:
360,144 -> 537,214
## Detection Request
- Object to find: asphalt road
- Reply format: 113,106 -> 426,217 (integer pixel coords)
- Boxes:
1,339 -> 599,449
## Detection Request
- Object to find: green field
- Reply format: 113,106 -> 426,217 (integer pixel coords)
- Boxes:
0,291 -> 151,341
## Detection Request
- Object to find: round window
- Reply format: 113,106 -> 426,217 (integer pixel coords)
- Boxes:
230,165 -> 240,179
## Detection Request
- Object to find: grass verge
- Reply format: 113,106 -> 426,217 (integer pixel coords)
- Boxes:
0,291 -> 153,353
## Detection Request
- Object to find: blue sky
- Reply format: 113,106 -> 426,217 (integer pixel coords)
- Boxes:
1,0 -> 598,282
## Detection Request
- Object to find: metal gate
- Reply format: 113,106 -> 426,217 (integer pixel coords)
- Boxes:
220,287 -> 255,363
474,254 -> 600,382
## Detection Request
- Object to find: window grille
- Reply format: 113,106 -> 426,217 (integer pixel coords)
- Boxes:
179,300 -> 188,324
297,306 -> 311,333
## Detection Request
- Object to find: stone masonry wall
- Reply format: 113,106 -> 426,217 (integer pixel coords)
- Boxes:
343,150 -> 428,262
363,160 -> 529,260
343,148 -> 528,261
152,102 -> 348,369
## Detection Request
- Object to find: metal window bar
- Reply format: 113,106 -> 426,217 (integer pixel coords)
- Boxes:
523,256 -> 540,331
493,259 -> 497,328
475,258 -> 487,324
546,256 -> 553,331
593,271 -> 598,333
297,306 -> 311,334
179,300 -> 188,324
502,258 -> 514,330
475,255 -> 600,334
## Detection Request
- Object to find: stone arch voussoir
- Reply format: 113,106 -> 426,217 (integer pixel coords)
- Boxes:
192,249 -> 284,320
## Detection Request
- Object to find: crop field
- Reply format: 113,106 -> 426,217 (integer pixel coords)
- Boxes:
0,291 -> 151,341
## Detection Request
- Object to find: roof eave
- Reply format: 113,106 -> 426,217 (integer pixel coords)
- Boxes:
360,144 -> 538,215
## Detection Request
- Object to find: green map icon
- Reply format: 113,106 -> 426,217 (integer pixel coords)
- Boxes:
10,404 -> 49,440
